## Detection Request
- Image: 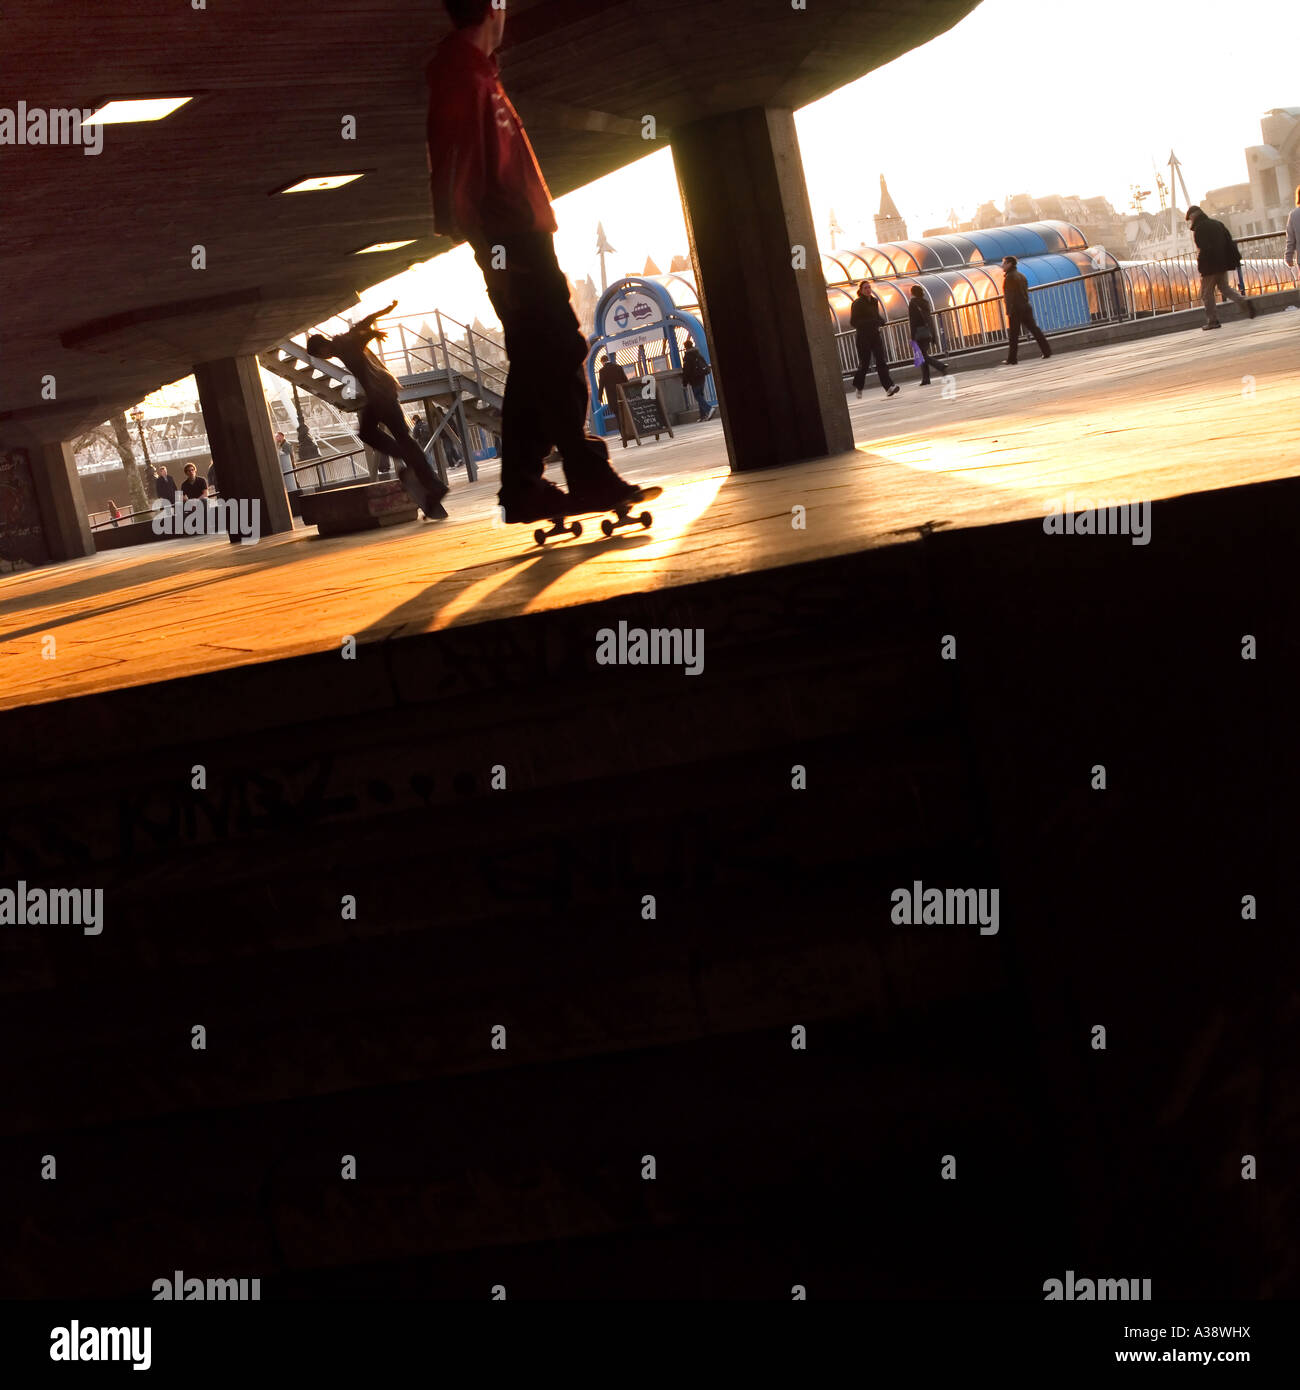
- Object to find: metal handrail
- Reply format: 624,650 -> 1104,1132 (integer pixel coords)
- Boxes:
834,265 -> 1132,371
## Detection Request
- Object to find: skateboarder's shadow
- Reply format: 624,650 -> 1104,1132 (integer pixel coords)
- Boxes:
356,529 -> 654,640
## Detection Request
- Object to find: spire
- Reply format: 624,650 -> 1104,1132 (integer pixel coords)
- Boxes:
643,256 -> 662,276
873,175 -> 908,243
877,175 -> 902,221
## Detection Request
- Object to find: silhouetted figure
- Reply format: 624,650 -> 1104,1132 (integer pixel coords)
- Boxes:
851,283 -> 899,398
1002,256 -> 1051,363
426,0 -> 650,523
597,353 -> 628,409
1187,205 -> 1255,330
307,302 -> 448,519
153,466 -> 177,508
680,338 -> 715,420
907,286 -> 949,386
107,500 -> 120,528
1286,184 -> 1300,273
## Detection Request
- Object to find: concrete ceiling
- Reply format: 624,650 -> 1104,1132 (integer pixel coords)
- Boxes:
0,0 -> 977,441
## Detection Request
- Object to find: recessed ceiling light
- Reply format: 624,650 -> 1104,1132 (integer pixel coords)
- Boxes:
83,97 -> 193,125
273,173 -> 366,194
353,240 -> 416,254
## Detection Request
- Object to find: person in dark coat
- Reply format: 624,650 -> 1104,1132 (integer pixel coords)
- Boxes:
850,283 -> 899,398
1001,256 -> 1052,364
153,466 -> 177,509
679,338 -> 715,420
906,287 -> 949,386
1186,205 -> 1256,330
597,353 -> 629,409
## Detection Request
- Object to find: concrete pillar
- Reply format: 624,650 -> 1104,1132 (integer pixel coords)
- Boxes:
673,106 -> 853,470
24,439 -> 94,562
192,356 -> 293,541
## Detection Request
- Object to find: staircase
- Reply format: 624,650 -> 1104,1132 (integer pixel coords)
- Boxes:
259,311 -> 508,437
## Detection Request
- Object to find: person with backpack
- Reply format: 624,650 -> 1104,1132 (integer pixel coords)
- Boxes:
680,338 -> 715,420
906,286 -> 949,386
1186,205 -> 1256,330
850,283 -> 900,399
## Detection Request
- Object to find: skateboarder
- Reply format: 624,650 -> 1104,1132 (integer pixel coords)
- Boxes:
426,0 -> 652,524
306,303 -> 448,519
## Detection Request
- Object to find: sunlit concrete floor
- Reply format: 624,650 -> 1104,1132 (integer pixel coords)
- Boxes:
2,311 -> 1296,712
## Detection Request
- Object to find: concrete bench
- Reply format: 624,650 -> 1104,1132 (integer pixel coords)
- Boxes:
298,480 -> 417,537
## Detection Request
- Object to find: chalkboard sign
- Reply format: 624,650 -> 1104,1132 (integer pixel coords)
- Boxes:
614,382 -> 674,448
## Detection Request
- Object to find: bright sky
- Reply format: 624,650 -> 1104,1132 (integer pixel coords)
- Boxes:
349,0 -> 1292,335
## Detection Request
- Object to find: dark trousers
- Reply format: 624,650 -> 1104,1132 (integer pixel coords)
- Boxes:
853,327 -> 894,391
474,231 -> 612,493
915,337 -> 947,385
1006,304 -> 1051,362
688,382 -> 709,416
358,397 -> 440,488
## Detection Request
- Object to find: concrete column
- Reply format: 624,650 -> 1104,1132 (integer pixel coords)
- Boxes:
192,355 -> 293,541
26,439 -> 94,561
673,106 -> 853,470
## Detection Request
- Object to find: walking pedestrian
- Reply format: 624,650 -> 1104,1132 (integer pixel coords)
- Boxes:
680,337 -> 715,420
1283,185 -> 1299,280
426,0 -> 652,523
906,287 -> 949,386
306,302 -> 448,518
1186,205 -> 1256,330
850,283 -> 899,399
1001,256 -> 1052,363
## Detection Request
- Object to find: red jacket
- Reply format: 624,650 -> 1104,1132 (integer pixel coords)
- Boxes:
425,30 -> 556,246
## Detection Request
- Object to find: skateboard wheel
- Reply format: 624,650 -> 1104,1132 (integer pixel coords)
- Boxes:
601,518 -> 615,538
533,528 -> 546,546
639,511 -> 652,528
571,520 -> 583,538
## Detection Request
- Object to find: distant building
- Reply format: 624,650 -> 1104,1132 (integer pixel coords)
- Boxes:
943,192 -> 1126,256
1200,107 -> 1299,240
873,175 -> 907,243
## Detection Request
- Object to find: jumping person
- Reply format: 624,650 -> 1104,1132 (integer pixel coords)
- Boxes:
426,0 -> 651,523
850,283 -> 899,399
1001,256 -> 1052,364
306,303 -> 448,519
1186,205 -> 1256,330
906,286 -> 949,386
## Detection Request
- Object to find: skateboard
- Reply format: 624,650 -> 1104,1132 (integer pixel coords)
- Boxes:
532,486 -> 663,547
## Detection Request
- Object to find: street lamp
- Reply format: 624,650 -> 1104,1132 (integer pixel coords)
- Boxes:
129,406 -> 153,470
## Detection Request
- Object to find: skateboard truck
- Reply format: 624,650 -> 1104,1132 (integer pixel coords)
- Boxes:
532,499 -> 656,547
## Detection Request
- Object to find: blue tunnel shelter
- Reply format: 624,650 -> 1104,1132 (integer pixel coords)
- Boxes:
587,276 -> 714,434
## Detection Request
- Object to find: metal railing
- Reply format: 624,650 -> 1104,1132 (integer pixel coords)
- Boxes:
835,251 -> 1299,375
381,309 -> 508,404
